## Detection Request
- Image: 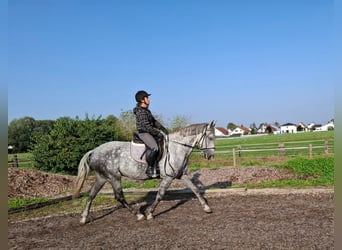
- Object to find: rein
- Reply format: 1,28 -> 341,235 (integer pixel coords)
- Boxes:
170,139 -> 215,150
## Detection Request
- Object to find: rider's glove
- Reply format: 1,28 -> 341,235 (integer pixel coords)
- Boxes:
161,126 -> 169,135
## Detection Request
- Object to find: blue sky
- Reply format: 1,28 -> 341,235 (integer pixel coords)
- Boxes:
8,0 -> 334,127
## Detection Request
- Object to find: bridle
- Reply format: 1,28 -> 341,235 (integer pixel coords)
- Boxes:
162,126 -> 215,177
167,126 -> 215,151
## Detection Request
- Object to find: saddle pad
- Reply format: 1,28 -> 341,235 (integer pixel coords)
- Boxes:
130,141 -> 147,163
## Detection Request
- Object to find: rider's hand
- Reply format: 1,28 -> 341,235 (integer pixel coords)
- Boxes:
161,126 -> 169,135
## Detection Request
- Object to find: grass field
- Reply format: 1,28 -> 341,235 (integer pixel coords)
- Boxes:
189,131 -> 334,169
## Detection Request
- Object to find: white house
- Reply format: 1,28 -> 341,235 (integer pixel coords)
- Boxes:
315,120 -> 334,131
257,123 -> 279,134
230,126 -> 251,136
215,127 -> 229,137
297,122 -> 308,132
307,122 -> 316,130
280,123 -> 297,134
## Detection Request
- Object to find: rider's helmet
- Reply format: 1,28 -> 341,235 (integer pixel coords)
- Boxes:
135,90 -> 151,102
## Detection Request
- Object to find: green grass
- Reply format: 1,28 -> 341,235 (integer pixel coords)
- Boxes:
189,131 -> 334,168
122,179 -> 159,189
242,156 -> 334,188
282,157 -> 333,183
8,197 -> 51,210
8,152 -> 35,169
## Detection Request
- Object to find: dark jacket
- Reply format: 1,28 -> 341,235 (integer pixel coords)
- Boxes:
133,106 -> 167,136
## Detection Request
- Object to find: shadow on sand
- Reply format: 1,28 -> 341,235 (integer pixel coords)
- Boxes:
88,173 -> 232,223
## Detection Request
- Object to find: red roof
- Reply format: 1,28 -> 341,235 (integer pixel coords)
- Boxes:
238,126 -> 250,132
215,127 -> 229,135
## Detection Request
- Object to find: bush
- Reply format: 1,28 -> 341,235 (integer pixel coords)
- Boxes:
31,116 -> 121,175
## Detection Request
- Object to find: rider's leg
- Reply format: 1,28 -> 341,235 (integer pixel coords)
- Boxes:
145,148 -> 159,177
138,133 -> 159,177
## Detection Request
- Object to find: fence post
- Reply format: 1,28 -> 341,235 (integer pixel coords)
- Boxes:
278,143 -> 285,156
238,145 -> 242,157
309,144 -> 313,159
232,148 -> 236,167
324,140 -> 329,157
12,155 -> 19,168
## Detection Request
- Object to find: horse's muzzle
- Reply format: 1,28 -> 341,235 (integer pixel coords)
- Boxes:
202,152 -> 214,160
207,154 -> 214,160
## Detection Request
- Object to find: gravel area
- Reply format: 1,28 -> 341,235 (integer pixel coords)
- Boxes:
8,167 -> 334,249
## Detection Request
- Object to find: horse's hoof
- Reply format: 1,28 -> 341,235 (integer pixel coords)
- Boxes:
137,213 -> 145,221
80,217 -> 87,225
147,213 -> 154,220
204,205 -> 212,213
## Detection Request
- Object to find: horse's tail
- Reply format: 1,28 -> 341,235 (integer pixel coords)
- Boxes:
73,150 -> 93,199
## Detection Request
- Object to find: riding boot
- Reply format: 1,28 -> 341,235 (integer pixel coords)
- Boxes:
146,149 -> 159,178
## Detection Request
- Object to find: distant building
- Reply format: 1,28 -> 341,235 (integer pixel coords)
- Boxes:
315,119 -> 334,131
280,123 -> 297,134
215,127 -> 229,137
230,125 -> 251,136
257,123 -> 279,134
297,122 -> 308,132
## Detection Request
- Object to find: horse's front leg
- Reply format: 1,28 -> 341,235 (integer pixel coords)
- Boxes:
181,174 -> 212,213
145,176 -> 173,220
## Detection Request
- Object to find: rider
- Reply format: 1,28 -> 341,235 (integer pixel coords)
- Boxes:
133,90 -> 169,178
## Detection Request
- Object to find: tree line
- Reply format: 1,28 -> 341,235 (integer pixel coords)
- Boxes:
8,112 -> 189,175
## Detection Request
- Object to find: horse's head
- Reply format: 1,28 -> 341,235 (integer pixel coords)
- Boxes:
198,120 -> 216,160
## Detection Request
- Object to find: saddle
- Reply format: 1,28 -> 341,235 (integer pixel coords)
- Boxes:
130,133 -> 164,163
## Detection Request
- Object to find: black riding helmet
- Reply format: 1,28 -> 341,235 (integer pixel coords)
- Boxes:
135,90 -> 151,102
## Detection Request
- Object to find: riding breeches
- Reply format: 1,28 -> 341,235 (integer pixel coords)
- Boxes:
137,133 -> 158,151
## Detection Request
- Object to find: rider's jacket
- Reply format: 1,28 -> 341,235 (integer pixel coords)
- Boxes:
133,106 -> 167,136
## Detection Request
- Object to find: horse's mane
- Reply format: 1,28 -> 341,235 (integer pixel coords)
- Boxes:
174,123 -> 208,137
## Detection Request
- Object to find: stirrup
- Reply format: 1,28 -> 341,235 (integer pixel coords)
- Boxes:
146,166 -> 159,178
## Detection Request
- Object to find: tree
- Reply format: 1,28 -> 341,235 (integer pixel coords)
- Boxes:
8,117 -> 37,153
250,122 -> 257,134
168,115 -> 191,132
265,125 -> 274,134
118,110 -> 136,141
227,122 -> 237,131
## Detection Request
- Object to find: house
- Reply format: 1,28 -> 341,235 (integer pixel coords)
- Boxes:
297,122 -> 308,132
230,125 -> 251,136
315,119 -> 334,131
307,122 -> 316,131
257,123 -> 279,134
308,122 -> 322,131
266,125 -> 279,134
280,123 -> 297,134
257,123 -> 268,134
215,127 -> 229,137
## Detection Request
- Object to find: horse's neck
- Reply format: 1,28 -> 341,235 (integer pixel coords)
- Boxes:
169,133 -> 197,146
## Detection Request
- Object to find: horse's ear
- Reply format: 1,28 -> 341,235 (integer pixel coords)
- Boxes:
209,120 -> 216,128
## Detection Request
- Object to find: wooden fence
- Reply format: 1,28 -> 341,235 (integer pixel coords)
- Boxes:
211,139 -> 333,167
7,155 -> 34,168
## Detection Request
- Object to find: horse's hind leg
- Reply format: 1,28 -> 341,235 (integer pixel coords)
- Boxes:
181,174 -> 212,213
80,176 -> 106,225
109,176 -> 145,221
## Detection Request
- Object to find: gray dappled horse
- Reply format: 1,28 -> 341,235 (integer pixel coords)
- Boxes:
73,121 -> 216,224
